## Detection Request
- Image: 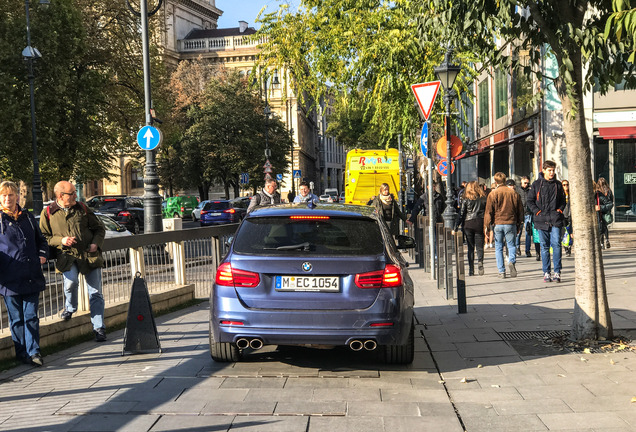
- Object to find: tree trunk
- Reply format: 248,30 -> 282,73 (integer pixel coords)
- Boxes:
558,52 -> 613,341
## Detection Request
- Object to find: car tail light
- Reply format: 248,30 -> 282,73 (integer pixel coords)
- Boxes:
201,210 -> 208,215
215,262 -> 260,287
220,320 -> 244,326
370,322 -> 394,327
289,215 -> 330,220
180,206 -> 185,212
355,264 -> 402,288
118,211 -> 132,217
223,208 -> 236,214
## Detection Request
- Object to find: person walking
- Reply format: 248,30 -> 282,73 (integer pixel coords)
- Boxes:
527,160 -> 567,282
369,183 -> 408,237
293,181 -> 319,204
454,181 -> 487,276
516,176 -> 532,257
247,178 -> 281,214
562,180 -> 573,256
0,181 -> 48,365
595,177 -> 614,249
40,181 -> 107,342
484,172 -> 524,278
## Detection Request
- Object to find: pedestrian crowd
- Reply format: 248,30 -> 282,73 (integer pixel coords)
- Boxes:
409,159 -> 614,283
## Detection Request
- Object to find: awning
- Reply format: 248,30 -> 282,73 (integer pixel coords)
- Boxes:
598,126 -> 636,139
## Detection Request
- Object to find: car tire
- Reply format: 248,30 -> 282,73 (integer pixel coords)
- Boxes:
209,324 -> 241,362
381,321 -> 414,364
132,219 -> 141,234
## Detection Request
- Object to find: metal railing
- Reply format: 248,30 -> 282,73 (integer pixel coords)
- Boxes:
0,224 -> 237,332
177,35 -> 267,53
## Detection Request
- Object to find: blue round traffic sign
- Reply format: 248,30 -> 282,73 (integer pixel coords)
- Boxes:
420,122 -> 428,156
137,125 -> 162,151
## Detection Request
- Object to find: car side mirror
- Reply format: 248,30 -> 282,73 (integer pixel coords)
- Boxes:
396,235 -> 416,249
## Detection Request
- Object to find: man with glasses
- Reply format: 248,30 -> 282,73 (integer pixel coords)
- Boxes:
40,181 -> 107,342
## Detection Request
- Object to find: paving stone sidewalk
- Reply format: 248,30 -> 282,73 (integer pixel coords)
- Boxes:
0,238 -> 634,431
411,238 -> 636,431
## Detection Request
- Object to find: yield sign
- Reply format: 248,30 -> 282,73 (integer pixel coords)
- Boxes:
411,81 -> 441,121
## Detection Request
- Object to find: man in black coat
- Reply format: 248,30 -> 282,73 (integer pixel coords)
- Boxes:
527,160 -> 566,283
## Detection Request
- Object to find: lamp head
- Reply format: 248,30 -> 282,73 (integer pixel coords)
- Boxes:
22,46 -> 42,60
434,48 -> 461,92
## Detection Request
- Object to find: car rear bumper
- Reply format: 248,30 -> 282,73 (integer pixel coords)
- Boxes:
210,286 -> 413,346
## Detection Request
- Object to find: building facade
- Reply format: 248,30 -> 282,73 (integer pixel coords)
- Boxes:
93,0 -> 344,202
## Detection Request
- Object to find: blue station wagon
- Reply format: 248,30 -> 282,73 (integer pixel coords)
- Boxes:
209,203 -> 416,364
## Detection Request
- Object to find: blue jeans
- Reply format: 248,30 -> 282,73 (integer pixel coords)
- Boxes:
523,215 -> 533,254
63,264 -> 105,330
494,224 -> 517,274
537,227 -> 562,274
3,292 -> 41,358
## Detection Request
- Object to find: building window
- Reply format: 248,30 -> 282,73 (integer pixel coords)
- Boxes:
478,80 -> 489,128
495,69 -> 508,119
131,167 -> 144,189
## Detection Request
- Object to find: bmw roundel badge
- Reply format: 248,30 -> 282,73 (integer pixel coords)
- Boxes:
302,262 -> 312,272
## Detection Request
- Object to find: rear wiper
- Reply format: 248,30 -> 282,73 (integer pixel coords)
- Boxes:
264,242 -> 312,251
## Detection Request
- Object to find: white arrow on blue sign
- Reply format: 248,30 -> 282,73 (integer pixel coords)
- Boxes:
420,122 -> 429,157
293,170 -> 302,179
240,173 -> 249,184
137,125 -> 162,151
276,174 -> 283,181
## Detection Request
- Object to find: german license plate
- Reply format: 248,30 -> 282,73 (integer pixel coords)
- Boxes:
210,212 -> 221,216
275,276 -> 339,292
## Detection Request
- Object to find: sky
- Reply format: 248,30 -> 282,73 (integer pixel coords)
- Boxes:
216,0 -> 289,29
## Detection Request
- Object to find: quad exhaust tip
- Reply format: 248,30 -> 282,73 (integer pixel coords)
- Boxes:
236,338 -> 264,350
349,339 -> 377,351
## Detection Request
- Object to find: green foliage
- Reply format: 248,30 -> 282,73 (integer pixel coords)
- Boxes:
257,0 -> 444,149
415,0 -> 636,117
163,63 -> 291,197
606,0 -> 636,63
0,0 -> 166,189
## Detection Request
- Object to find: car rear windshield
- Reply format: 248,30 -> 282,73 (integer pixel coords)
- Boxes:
93,199 -> 125,210
204,202 -> 230,211
232,216 -> 384,256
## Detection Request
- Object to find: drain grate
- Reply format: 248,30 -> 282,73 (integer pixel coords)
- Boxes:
498,330 -> 571,340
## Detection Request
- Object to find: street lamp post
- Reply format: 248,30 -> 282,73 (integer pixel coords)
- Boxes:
434,47 -> 461,229
23,0 -> 49,215
126,0 -> 163,233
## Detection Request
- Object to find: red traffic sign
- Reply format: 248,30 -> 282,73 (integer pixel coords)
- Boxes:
411,81 -> 441,121
436,160 -> 455,176
436,135 -> 463,158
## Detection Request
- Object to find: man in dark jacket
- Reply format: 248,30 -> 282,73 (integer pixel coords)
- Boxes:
527,160 -> 566,283
409,182 -> 445,225
40,181 -> 107,342
247,178 -> 281,214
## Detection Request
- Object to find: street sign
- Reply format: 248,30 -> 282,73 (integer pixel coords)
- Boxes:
136,125 -> 162,151
436,160 -> 455,176
276,174 -> 283,181
420,122 -> 429,156
264,167 -> 273,174
239,173 -> 249,185
293,170 -> 302,179
436,135 -> 463,158
406,158 -> 414,169
411,81 -> 441,121
263,160 -> 272,169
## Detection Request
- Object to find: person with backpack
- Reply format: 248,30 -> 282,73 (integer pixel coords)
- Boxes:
40,181 -> 107,342
0,181 -> 48,365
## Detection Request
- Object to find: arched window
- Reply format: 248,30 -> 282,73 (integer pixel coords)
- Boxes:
131,167 -> 144,189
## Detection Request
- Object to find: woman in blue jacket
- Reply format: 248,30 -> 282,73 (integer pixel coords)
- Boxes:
0,181 -> 48,366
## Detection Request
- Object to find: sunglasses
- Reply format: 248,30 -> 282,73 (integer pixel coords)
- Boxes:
61,191 -> 77,196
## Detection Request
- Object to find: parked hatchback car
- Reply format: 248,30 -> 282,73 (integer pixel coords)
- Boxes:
86,196 -> 144,234
209,204 -> 416,364
163,195 -> 199,219
200,198 -> 249,226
